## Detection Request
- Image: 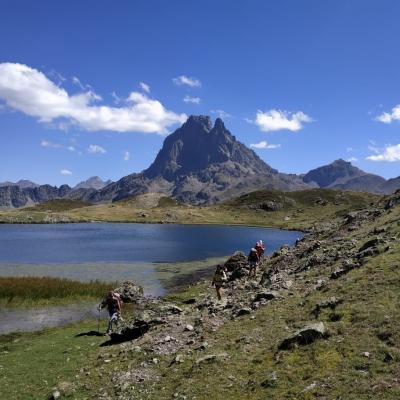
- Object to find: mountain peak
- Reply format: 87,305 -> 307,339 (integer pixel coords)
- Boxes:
213,117 -> 225,130
184,115 -> 212,131
73,176 -> 112,190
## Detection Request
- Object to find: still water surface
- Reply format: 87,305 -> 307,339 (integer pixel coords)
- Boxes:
0,223 -> 302,333
0,223 -> 301,264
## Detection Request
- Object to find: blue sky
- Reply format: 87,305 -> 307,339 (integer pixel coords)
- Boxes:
0,0 -> 399,186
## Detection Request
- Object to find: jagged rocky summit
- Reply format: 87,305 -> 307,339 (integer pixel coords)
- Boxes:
89,115 -> 308,204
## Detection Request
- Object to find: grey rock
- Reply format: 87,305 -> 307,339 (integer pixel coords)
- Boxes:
113,281 -> 144,303
236,307 -> 252,317
253,290 -> 280,303
278,322 -> 327,350
195,352 -> 228,365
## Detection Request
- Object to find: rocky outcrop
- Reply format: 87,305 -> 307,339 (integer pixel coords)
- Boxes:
278,322 -> 327,350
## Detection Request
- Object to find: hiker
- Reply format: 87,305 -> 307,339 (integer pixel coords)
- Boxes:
255,240 -> 265,260
98,290 -> 123,335
211,264 -> 227,301
248,247 -> 260,277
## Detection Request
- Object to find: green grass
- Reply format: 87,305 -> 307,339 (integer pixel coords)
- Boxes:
0,276 -> 115,307
0,320 -> 106,400
0,188 -> 382,231
24,199 -> 92,212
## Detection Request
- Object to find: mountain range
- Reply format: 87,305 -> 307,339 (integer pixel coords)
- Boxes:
0,115 -> 399,209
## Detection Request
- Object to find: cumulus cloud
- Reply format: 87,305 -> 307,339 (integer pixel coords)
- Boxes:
60,169 -> 72,176
366,144 -> 400,162
173,75 -> 201,88
249,109 -> 313,132
376,105 -> 400,124
0,63 -> 187,134
250,141 -> 281,149
88,144 -> 106,154
41,140 -> 75,151
123,151 -> 130,161
183,95 -> 201,104
139,82 -> 150,93
211,109 -> 232,119
347,157 -> 358,162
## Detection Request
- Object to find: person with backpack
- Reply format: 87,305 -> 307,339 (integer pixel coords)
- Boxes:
98,290 -> 123,335
248,247 -> 260,277
255,240 -> 265,260
211,264 -> 227,301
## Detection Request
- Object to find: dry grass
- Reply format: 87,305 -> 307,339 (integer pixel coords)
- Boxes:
0,276 -> 114,306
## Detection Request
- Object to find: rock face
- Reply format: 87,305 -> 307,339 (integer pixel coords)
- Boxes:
89,116 -> 309,205
0,183 -> 96,209
0,179 -> 39,189
303,159 -> 399,194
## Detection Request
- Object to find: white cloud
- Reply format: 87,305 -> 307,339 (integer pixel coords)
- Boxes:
366,144 -> 400,162
139,82 -> 150,93
250,109 -> 313,132
376,105 -> 400,124
347,157 -> 358,162
123,151 -> 130,161
88,144 -> 106,154
60,169 -> 72,176
173,75 -> 201,88
183,95 -> 201,104
41,140 -> 75,152
0,63 -> 186,134
41,140 -> 62,149
346,147 -> 354,152
211,109 -> 232,119
250,141 -> 281,149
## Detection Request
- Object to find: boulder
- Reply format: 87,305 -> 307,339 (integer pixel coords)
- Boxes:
384,190 -> 400,210
224,251 -> 247,272
114,281 -> 144,303
236,307 -> 252,317
109,319 -> 150,343
224,251 -> 249,281
195,353 -> 228,365
359,238 -> 381,252
253,290 -> 280,303
278,322 -> 327,350
311,297 -> 343,318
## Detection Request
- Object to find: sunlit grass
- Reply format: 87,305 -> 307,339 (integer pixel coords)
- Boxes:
0,276 -> 115,307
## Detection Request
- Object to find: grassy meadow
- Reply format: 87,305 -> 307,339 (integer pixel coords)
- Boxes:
0,189 -> 380,231
0,276 -> 115,307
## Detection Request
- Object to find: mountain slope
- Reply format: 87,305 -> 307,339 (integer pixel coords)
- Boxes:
303,159 -> 390,193
90,116 -> 308,204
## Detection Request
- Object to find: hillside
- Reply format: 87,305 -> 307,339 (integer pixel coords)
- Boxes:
2,190 -> 395,399
0,189 -> 380,230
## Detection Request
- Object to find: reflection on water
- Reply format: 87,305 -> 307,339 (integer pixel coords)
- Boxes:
0,223 -> 302,334
0,303 -> 98,335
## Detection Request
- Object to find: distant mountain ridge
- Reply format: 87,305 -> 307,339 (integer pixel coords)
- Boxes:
0,179 -> 39,189
1,116 -> 399,209
302,159 -> 393,194
73,176 -> 112,190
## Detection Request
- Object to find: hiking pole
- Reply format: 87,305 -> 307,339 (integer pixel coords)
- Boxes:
97,308 -> 101,334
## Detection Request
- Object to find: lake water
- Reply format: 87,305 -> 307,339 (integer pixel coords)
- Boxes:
0,223 -> 301,264
0,223 -> 301,333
